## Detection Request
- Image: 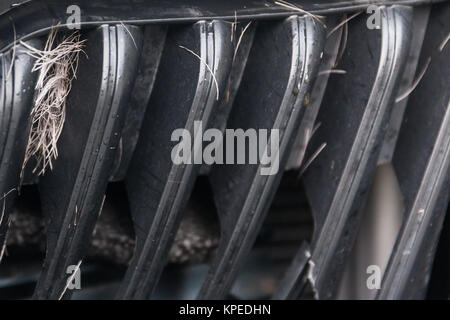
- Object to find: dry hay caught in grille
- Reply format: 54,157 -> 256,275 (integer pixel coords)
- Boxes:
20,27 -> 85,179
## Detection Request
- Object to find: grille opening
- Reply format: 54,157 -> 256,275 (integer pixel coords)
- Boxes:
337,163 -> 404,299
230,170 -> 314,299
154,175 -> 221,299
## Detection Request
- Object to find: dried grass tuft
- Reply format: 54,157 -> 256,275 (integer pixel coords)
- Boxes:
20,27 -> 85,179
395,57 -> 431,103
274,0 -> 326,28
179,45 -> 219,101
327,11 -> 362,38
298,142 -> 327,178
318,69 -> 346,76
439,32 -> 450,52
233,21 -> 252,62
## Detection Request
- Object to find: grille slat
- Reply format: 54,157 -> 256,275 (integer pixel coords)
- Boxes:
112,25 -> 168,181
118,20 -> 235,299
299,6 -> 413,299
0,40 -> 43,257
286,15 -> 343,170
198,15 -> 326,299
379,2 -> 450,299
33,24 -> 142,299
